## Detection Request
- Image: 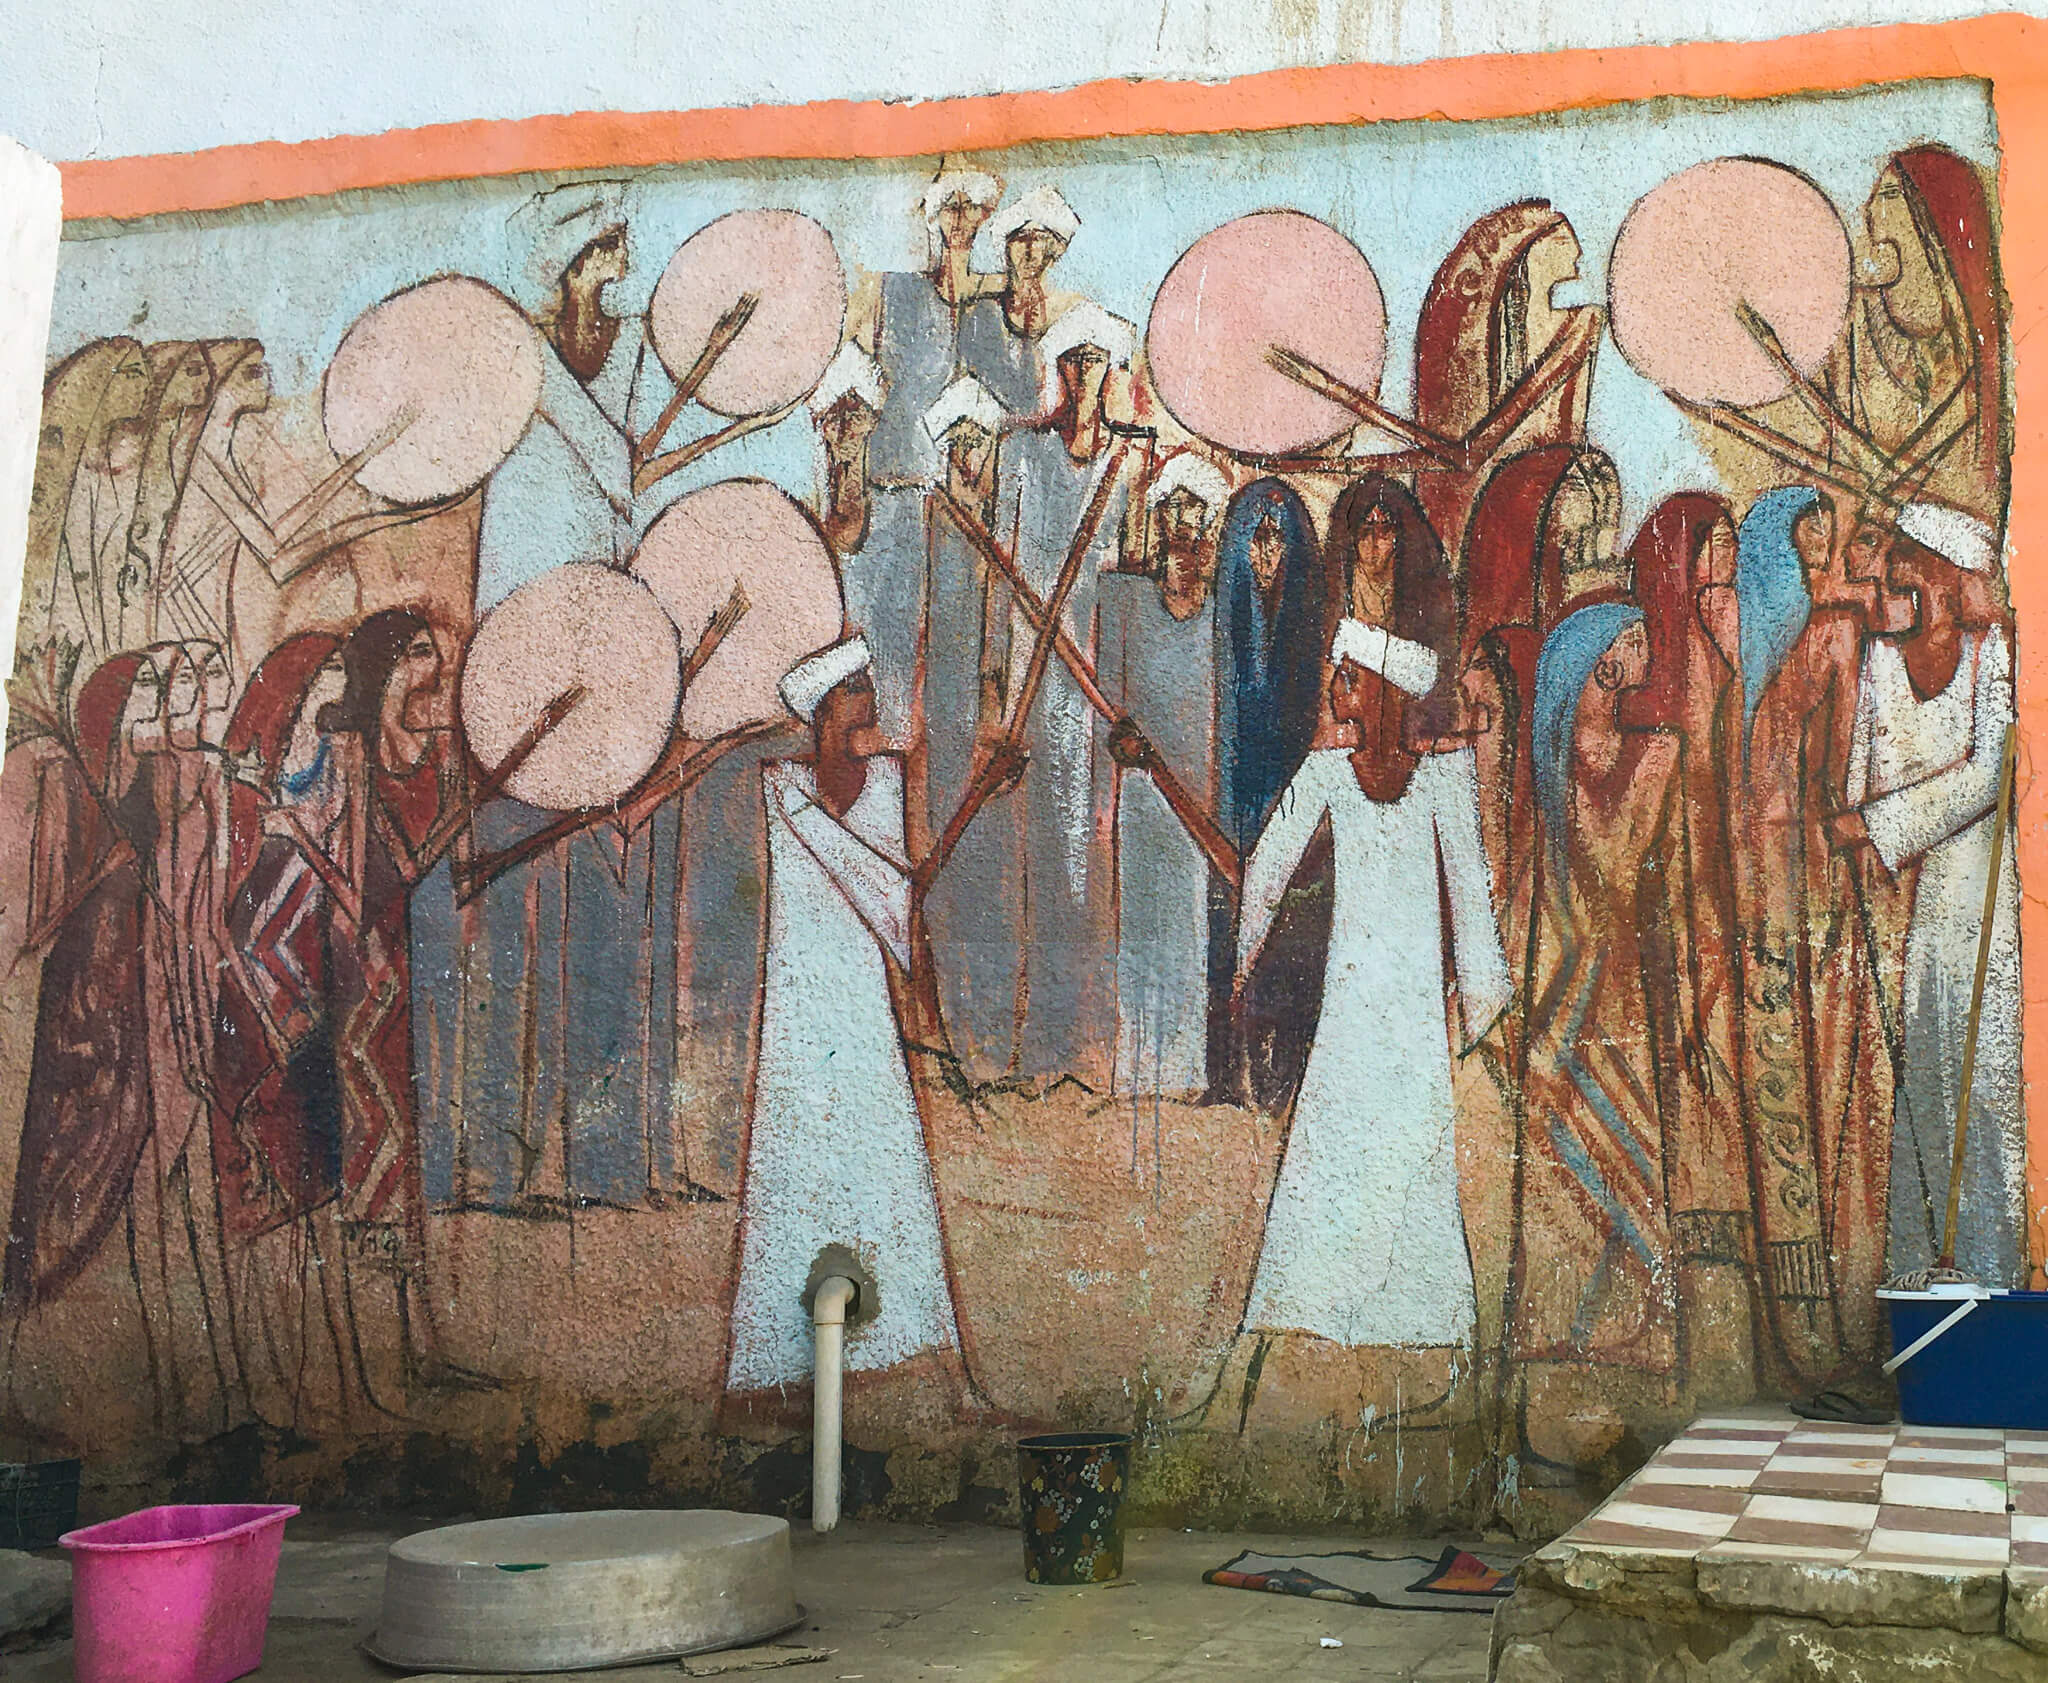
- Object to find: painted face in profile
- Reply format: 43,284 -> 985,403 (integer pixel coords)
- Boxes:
188,642 -> 233,746
1791,501 -> 1836,585
575,225 -> 630,292
226,353 -> 273,416
162,650 -> 204,749
1350,503 -> 1398,623
388,628 -> 445,738
1007,227 -> 1067,283
935,192 -> 989,254
123,655 -> 171,755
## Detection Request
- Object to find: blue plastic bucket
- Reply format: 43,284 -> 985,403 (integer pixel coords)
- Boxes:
1881,1288 -> 2048,1430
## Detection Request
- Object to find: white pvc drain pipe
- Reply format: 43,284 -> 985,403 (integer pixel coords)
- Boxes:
811,1275 -> 857,1532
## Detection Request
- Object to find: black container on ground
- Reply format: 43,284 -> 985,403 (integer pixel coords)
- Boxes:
0,1459 -> 81,1550
1017,1432 -> 1131,1584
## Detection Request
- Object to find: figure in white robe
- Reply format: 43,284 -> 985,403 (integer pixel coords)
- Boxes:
1843,503 -> 2024,1285
1236,627 -> 1512,1348
725,638 -> 961,1390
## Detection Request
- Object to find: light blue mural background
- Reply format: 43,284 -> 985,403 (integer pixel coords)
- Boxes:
49,78 -> 1994,536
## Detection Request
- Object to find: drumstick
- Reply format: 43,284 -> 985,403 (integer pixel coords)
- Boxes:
1670,395 -> 1874,503
633,401 -> 798,498
1264,346 -> 1463,465
683,580 -> 751,692
414,683 -> 587,872
634,292 -> 760,466
455,718 -> 787,903
1733,299 -> 1891,478
928,486 -> 1242,889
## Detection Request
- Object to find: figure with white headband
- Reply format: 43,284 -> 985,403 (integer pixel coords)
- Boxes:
1225,621 -> 1510,1360
1836,500 -> 2024,1286
959,184 -> 1083,417
1097,451 -> 1231,1104
918,376 -> 1022,1080
833,162 -> 1006,749
808,342 -> 927,745
724,636 -> 965,1394
993,301 -> 1138,1085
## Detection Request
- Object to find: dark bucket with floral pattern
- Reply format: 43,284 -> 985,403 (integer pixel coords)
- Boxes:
1017,1431 -> 1131,1584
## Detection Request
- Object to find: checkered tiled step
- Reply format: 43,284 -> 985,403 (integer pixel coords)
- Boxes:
1567,1416 -> 2031,1571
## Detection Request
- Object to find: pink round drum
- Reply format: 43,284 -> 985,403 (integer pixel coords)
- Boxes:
630,478 -> 844,739
324,277 -> 545,505
460,564 -> 681,812
649,211 -> 846,419
1608,158 -> 1851,409
1146,211 -> 1387,457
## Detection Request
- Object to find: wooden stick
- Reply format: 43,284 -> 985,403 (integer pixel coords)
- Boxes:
414,682 -> 587,872
919,449 -> 1128,887
1461,309 -> 1604,465
1264,346 -> 1463,465
930,487 -> 1241,888
1671,395 -> 1877,503
1733,298 -> 1893,478
456,719 -> 786,903
683,580 -> 750,692
1938,719 -> 2019,1271
634,292 -> 760,465
634,401 -> 796,498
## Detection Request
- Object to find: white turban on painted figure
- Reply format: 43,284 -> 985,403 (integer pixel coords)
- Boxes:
1331,615 -> 1440,701
1145,451 -> 1231,512
808,343 -> 889,416
779,635 -> 873,723
922,376 -> 1007,447
1036,302 -> 1135,410
990,185 -> 1081,247
921,168 -> 1004,225
1898,501 -> 2002,576
511,179 -> 631,304
1038,301 -> 1135,369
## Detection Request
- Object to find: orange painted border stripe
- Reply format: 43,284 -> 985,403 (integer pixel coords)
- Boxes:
49,11 -> 2048,1279
55,16 -> 2026,220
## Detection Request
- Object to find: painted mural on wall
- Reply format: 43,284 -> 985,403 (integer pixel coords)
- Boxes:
0,77 -> 2020,1519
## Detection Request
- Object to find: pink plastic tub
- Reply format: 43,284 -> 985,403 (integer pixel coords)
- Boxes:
60,1503 -> 299,1683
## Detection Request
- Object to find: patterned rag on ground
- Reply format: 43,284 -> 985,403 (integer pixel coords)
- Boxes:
1203,1545 -> 1517,1612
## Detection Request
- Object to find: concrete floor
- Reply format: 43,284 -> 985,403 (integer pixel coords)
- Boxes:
12,1516 -> 1501,1681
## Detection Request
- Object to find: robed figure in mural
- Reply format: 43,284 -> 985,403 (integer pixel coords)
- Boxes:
1208,479 -> 1326,1109
1098,452 -> 1228,1104
1829,146 -> 2003,523
989,301 -> 1134,1087
839,165 -> 1005,747
212,611 -> 461,1420
1233,620 -> 1511,1354
1510,600 -> 1687,1472
1841,502 -> 2023,1287
1412,201 -> 1599,559
1733,486 -> 1893,1382
5,653 -> 166,1312
1617,493 -> 1762,1397
724,638 -> 964,1396
957,186 -> 1081,419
